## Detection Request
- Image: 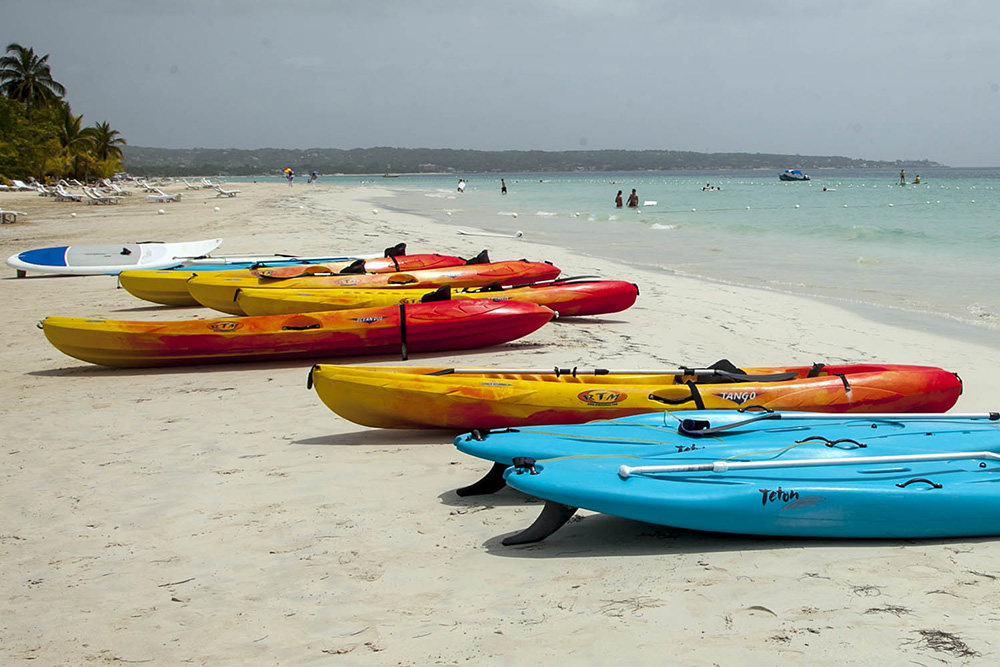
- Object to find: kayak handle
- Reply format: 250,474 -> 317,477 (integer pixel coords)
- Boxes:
796,436 -> 867,449
511,457 -> 539,475
282,323 -> 321,331
895,478 -> 942,489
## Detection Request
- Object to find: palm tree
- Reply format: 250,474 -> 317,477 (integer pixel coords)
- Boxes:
0,43 -> 66,123
90,121 -> 126,162
53,103 -> 96,179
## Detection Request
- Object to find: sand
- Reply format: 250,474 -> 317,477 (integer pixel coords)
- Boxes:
2,181 -> 999,665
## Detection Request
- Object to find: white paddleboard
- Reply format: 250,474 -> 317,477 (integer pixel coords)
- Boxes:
7,238 -> 223,276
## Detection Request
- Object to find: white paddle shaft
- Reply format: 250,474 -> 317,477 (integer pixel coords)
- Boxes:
619,450 -> 1000,478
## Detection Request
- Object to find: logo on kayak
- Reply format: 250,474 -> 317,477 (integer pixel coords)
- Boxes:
208,321 -> 242,332
350,316 -> 387,324
715,390 -> 758,405
578,390 -> 626,406
759,487 -> 799,507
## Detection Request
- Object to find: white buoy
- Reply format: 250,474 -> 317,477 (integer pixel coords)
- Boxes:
70,212 -> 76,218
794,204 -> 800,208
843,204 -> 848,208
158,209 -> 165,215
512,212 -> 518,218
515,230 -> 524,237
746,206 -> 751,210
691,208 -> 696,212
372,209 -> 378,215
888,203 -> 894,207
446,211 -> 452,216
213,206 -> 220,212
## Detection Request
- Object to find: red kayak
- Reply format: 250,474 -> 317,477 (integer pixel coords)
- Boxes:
40,299 -> 556,368
251,249 -> 492,278
235,278 -> 639,317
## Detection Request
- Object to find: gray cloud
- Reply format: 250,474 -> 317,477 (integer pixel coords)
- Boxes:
6,0 -> 998,165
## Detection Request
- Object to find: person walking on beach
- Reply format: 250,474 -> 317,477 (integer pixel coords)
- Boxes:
626,189 -> 639,208
501,178 -> 507,195
615,190 -> 623,208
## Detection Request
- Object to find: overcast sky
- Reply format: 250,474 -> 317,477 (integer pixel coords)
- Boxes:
6,0 -> 1000,166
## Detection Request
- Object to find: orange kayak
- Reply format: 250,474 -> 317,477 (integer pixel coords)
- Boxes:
187,260 -> 562,315
40,299 -> 555,368
250,249 -> 490,278
308,361 -> 964,430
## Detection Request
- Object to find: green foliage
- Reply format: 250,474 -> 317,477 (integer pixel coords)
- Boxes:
0,43 -> 125,181
0,43 -> 66,123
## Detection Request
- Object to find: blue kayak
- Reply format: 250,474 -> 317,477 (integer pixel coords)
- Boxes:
492,411 -> 1000,543
454,409 -> 1000,496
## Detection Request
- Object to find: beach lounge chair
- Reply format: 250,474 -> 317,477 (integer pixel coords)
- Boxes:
146,188 -> 182,203
84,186 -> 120,205
102,179 -> 133,196
213,184 -> 240,198
200,178 -> 215,188
181,178 -> 202,190
54,184 -> 83,202
10,179 -> 35,191
0,208 -> 27,224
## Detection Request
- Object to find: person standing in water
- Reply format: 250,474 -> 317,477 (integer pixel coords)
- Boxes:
626,189 -> 639,207
899,169 -> 906,185
615,190 -> 623,208
501,178 -> 507,195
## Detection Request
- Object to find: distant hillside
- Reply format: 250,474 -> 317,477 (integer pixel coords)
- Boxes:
120,146 -> 942,177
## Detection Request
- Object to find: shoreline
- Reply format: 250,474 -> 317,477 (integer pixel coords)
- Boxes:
367,183 -> 1000,353
2,182 -> 1000,664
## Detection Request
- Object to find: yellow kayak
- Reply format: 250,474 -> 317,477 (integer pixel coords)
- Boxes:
117,253 -> 467,306
308,362 -> 965,430
189,260 -> 563,315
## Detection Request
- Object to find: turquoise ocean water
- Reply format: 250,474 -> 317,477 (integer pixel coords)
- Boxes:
253,168 -> 1000,347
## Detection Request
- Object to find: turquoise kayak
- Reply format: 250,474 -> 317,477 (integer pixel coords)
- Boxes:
453,409 -> 1000,496
491,411 -> 1000,543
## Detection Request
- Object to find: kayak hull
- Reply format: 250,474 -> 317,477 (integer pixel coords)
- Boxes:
236,280 -> 639,317
310,363 -> 963,430
118,254 -> 470,306
503,418 -> 1000,538
188,260 -> 562,315
41,300 -> 554,368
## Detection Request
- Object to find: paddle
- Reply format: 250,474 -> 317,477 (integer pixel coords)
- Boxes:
619,450 -> 1000,479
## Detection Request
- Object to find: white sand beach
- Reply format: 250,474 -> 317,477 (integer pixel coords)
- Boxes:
2,182 -> 999,665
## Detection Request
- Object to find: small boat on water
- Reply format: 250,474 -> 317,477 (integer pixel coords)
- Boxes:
474,410 -> 1000,543
779,169 -> 810,181
308,361 -> 963,431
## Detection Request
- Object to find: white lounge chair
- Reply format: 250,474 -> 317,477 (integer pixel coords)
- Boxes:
54,184 -> 83,202
181,178 -> 202,190
200,178 -> 215,189
213,184 -> 240,198
84,186 -> 120,205
102,179 -> 133,196
146,188 -> 182,203
0,208 -> 27,224
10,179 -> 35,191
